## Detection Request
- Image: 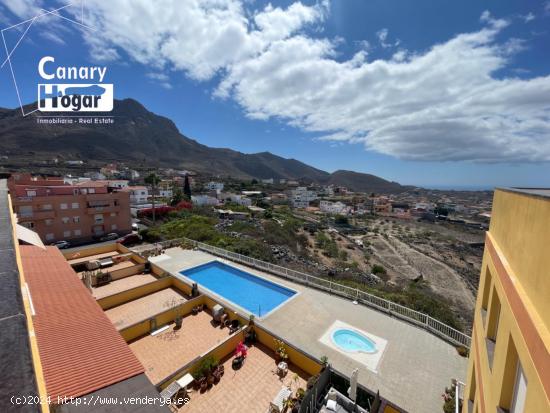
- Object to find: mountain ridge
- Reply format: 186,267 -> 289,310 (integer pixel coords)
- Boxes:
0,98 -> 411,193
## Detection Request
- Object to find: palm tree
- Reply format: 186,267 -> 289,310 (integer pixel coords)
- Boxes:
145,172 -> 161,223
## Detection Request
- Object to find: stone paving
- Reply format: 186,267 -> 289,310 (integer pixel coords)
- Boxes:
154,247 -> 468,413
179,343 -> 308,413
91,272 -> 159,299
129,311 -> 231,385
105,287 -> 187,330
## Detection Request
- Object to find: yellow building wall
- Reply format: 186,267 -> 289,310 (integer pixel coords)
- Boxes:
463,189 -> 550,413
489,190 -> 550,330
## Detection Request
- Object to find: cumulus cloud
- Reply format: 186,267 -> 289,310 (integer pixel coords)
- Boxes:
79,3 -> 550,162
3,1 -> 550,163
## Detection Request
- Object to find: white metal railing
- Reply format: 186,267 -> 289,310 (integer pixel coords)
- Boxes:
140,237 -> 471,348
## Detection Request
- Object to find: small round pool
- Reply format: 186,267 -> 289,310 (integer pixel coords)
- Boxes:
331,328 -> 378,353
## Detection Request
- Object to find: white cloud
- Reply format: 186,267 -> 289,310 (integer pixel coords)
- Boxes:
4,1 -> 550,163
521,12 -> 535,23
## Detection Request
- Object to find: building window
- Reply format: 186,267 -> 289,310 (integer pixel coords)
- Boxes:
45,219 -> 53,226
467,365 -> 476,413
486,288 -> 501,369
481,268 -> 492,326
94,214 -> 103,224
26,190 -> 36,197
22,221 -> 34,229
110,212 -> 116,217
60,203 -> 68,210
45,233 -> 54,241
499,337 -> 526,413
73,216 -> 80,223
63,230 -> 71,238
72,202 -> 79,209
74,229 -> 81,236
510,362 -> 527,413
88,188 -> 95,194
62,217 -> 69,224
41,204 -> 52,211
111,224 -> 117,230
19,205 -> 33,217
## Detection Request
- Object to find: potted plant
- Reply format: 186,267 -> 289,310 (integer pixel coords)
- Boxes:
282,397 -> 295,413
164,297 -> 184,330
320,355 -> 329,371
274,339 -> 289,363
296,388 -> 305,401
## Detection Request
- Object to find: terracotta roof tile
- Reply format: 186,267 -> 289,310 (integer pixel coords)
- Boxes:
20,246 -> 144,400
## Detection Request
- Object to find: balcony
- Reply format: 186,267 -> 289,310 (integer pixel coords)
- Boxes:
86,205 -> 121,214
33,210 -> 56,220
17,210 -> 55,220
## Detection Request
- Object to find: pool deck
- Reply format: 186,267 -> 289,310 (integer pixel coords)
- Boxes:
154,247 -> 468,413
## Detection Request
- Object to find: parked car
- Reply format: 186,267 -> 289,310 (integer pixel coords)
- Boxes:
100,232 -> 119,241
52,240 -> 70,249
116,233 -> 142,246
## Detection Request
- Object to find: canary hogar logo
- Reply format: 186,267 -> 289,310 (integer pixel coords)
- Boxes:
38,56 -> 113,112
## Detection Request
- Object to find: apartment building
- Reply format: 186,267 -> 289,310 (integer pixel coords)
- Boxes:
290,186 -> 318,208
462,188 -> 550,413
8,173 -> 132,244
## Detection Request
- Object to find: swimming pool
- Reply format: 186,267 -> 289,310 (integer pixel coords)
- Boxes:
331,328 -> 378,353
180,261 -> 296,317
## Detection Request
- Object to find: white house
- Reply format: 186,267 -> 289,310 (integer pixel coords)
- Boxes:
192,195 -> 219,206
206,182 -> 224,192
221,193 -> 252,207
290,187 -> 318,208
320,200 -> 348,215
261,178 -> 274,184
126,186 -> 149,204
107,180 -> 129,189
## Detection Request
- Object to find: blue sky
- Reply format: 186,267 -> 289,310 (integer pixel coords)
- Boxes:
0,0 -> 549,189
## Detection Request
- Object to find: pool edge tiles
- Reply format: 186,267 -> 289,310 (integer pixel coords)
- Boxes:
178,260 -> 298,319
319,320 -> 388,373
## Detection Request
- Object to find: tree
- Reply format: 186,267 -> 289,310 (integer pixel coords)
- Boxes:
170,183 -> 184,206
183,175 -> 192,200
145,172 -> 161,223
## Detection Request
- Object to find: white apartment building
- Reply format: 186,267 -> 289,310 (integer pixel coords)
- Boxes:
290,187 -> 318,209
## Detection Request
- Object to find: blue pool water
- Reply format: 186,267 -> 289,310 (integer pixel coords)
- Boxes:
180,261 -> 296,317
332,329 -> 377,353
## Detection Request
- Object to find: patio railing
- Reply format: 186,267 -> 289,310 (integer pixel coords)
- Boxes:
140,238 -> 471,348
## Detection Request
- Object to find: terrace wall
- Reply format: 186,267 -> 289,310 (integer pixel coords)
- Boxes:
119,295 -> 205,342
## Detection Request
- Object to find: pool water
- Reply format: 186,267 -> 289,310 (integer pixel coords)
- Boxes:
180,261 -> 296,317
332,329 -> 377,353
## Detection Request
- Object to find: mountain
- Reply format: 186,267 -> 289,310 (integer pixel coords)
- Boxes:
326,170 -> 406,194
0,99 -> 408,193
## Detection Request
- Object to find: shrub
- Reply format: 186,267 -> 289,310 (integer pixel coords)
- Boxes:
371,264 -> 386,275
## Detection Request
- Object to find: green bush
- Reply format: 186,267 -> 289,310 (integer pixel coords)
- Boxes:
371,264 -> 386,275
